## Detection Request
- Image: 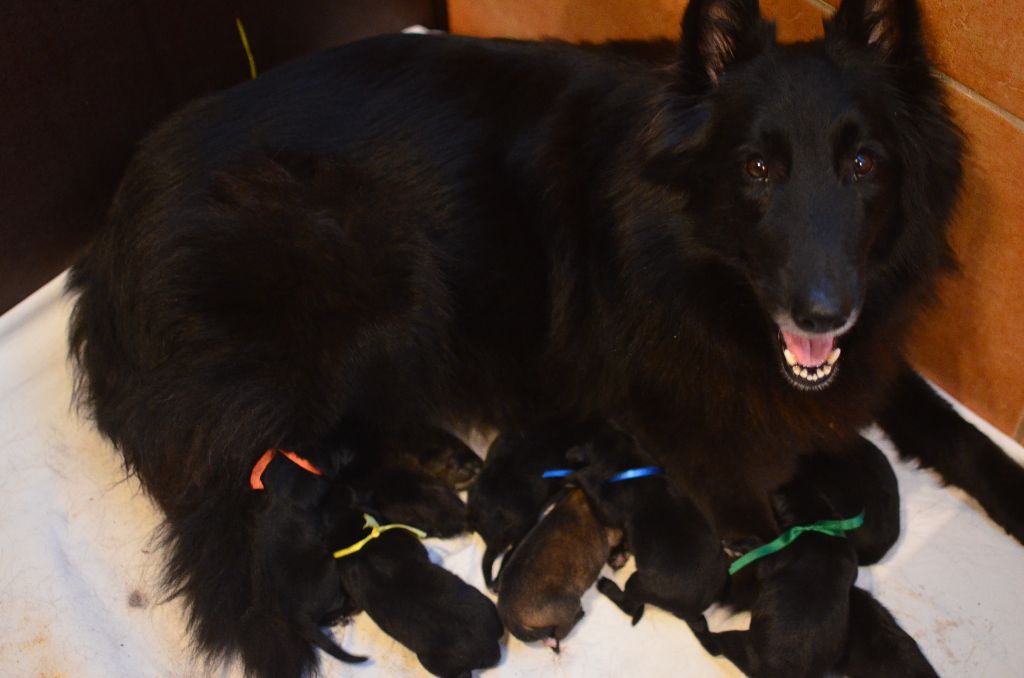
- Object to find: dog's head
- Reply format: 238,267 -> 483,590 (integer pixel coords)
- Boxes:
643,0 -> 961,390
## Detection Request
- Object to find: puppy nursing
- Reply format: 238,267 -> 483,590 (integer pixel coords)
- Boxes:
468,425 -> 590,588
326,493 -> 504,678
572,427 -> 727,630
496,487 -> 621,650
248,438 -> 502,678
697,440 -> 939,678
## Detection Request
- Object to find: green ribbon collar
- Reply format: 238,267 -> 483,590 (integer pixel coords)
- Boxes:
728,512 -> 865,576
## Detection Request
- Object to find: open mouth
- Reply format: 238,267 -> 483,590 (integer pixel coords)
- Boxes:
778,329 -> 842,390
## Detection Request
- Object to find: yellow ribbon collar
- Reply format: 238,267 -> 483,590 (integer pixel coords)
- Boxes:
332,513 -> 427,559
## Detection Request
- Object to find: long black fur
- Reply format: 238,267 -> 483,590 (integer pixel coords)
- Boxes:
245,456 -> 367,674
66,0 -> 1024,673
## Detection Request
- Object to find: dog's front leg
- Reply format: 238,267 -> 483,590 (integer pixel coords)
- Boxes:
877,365 -> 1024,545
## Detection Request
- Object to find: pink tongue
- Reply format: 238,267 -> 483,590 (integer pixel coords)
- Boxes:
781,331 -> 835,367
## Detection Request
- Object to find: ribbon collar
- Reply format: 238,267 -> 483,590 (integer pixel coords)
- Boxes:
249,448 -> 323,490
728,512 -> 865,576
332,513 -> 427,559
606,466 -> 664,483
541,465 -> 665,483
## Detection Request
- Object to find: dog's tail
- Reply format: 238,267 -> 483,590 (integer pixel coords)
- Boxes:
837,587 -> 938,677
878,368 -> 1024,545
236,609 -> 325,678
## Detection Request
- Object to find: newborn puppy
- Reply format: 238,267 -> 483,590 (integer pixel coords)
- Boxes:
497,487 -> 622,651
468,424 -> 590,588
355,465 -> 469,538
243,452 -> 366,676
838,587 -> 939,678
696,474 -> 858,678
573,426 -> 727,628
383,425 -> 484,491
325,486 -> 503,678
317,427 -> 469,538
799,436 -> 900,564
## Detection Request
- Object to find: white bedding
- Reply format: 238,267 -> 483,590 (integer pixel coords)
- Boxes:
2,272 -> 1022,677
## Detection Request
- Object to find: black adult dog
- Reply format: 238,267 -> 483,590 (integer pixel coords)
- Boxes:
68,0 -> 1024,674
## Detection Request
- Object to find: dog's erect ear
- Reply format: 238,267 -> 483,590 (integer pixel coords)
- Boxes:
678,0 -> 770,92
828,0 -> 924,64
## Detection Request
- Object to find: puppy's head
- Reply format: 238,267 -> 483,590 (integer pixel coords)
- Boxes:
642,0 -> 961,391
362,467 -> 468,538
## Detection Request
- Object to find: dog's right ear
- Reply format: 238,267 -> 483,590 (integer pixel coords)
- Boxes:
677,0 -> 772,94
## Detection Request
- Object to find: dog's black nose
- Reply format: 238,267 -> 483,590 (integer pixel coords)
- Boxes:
792,289 -> 849,333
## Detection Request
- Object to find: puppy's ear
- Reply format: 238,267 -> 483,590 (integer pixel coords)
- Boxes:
677,0 -> 772,93
827,0 -> 925,65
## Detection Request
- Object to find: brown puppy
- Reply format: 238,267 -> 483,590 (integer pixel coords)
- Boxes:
496,487 -> 621,651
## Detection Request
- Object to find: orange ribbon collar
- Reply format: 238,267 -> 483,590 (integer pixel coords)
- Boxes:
249,448 -> 323,490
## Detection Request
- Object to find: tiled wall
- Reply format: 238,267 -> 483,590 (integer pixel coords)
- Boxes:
448,0 -> 1024,443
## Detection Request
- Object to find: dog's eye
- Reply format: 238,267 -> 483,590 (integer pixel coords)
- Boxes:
745,156 -> 769,181
853,151 -> 875,178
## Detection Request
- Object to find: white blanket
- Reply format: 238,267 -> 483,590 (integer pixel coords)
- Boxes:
2,272 -> 1022,677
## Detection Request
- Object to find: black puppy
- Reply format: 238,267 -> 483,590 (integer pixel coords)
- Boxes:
325,485 -> 503,678
468,425 -> 591,588
244,450 -> 367,675
353,464 -> 469,538
838,586 -> 939,678
572,426 -> 726,628
697,475 -> 858,678
799,436 -> 901,564
379,425 -> 484,492
316,426 -> 471,538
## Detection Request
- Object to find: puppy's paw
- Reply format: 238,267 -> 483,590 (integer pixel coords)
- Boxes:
721,537 -> 762,559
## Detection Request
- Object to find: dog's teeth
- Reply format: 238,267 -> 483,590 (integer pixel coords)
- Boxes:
815,368 -> 825,379
783,349 -> 797,366
799,368 -> 809,379
827,348 -> 841,365
822,364 -> 832,376
792,365 -> 801,376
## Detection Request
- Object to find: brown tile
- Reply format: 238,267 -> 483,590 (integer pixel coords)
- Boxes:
816,0 -> 1024,120
448,0 -> 827,43
448,0 -> 681,41
906,86 -> 1024,438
